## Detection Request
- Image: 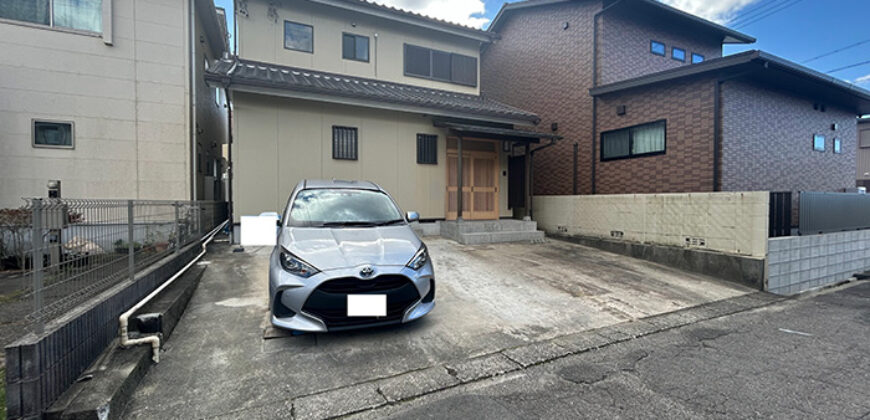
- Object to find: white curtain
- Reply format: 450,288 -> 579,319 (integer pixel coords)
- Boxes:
52,0 -> 102,32
631,122 -> 665,155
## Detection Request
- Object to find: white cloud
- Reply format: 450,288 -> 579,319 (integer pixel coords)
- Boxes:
855,74 -> 870,85
374,0 -> 489,28
659,0 -> 760,24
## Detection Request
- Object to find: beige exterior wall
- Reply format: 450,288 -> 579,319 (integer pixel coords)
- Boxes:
236,0 -> 482,95
232,92 -> 510,221
0,0 -> 227,208
533,192 -> 769,257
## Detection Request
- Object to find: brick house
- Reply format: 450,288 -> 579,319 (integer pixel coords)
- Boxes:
481,0 -> 870,203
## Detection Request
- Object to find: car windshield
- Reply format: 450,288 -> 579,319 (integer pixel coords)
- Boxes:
288,188 -> 405,227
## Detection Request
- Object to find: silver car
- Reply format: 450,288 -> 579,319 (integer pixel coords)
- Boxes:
269,179 -> 435,332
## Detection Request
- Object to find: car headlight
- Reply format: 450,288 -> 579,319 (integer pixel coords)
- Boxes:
406,244 -> 429,271
279,250 -> 319,278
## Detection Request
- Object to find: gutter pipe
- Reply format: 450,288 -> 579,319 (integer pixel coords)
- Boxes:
119,219 -> 228,363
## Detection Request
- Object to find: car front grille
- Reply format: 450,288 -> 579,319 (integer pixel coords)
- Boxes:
302,275 -> 420,329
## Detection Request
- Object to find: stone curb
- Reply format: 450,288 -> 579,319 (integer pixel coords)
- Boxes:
272,291 -> 788,420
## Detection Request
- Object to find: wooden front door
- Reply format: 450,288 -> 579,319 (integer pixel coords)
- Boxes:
446,139 -> 499,220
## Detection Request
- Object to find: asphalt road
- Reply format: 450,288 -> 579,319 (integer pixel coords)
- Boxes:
353,281 -> 870,419
121,237 -> 749,419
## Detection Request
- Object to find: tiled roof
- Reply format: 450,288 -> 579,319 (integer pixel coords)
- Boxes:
206,57 -> 540,124
325,0 -> 489,35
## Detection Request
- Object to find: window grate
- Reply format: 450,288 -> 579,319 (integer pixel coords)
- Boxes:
417,134 -> 438,164
333,126 -> 358,160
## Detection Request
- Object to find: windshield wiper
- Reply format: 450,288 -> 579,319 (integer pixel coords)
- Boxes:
374,219 -> 406,226
319,221 -> 378,227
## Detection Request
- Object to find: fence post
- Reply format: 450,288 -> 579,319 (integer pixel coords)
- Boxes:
174,201 -> 181,253
31,198 -> 44,334
128,200 -> 135,281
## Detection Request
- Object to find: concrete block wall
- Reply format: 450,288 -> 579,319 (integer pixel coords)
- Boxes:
533,191 -> 769,257
767,230 -> 870,295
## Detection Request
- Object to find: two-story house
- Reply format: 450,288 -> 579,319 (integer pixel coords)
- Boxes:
0,0 -> 229,208
206,0 -> 557,226
482,0 -> 870,210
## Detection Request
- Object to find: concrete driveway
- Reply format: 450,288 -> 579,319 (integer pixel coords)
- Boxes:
122,237 -> 751,419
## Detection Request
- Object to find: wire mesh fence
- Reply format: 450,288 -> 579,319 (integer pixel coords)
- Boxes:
0,199 -> 228,335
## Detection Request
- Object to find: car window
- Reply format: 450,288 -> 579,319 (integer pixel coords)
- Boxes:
288,189 -> 404,227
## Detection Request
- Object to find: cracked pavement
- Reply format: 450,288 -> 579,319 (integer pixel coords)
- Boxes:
121,237 -> 751,419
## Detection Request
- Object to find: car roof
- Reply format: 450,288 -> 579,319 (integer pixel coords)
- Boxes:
300,179 -> 383,191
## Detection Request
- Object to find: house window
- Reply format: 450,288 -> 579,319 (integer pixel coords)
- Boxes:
403,44 -> 478,87
813,134 -> 825,152
417,134 -> 438,164
650,40 -> 666,56
342,33 -> 369,62
332,126 -> 358,160
860,129 -> 870,148
0,0 -> 102,32
672,47 -> 686,62
284,21 -> 313,53
691,53 -> 705,64
833,138 -> 842,154
601,120 -> 666,161
33,120 -> 74,148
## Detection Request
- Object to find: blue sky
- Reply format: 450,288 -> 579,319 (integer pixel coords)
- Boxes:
213,0 -> 870,87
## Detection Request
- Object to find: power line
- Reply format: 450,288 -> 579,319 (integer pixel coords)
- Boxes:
827,60 -> 870,73
734,0 -> 804,29
802,39 -> 870,63
729,0 -> 792,25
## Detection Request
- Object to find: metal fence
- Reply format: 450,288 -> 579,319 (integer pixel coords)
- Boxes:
0,199 -> 228,334
769,192 -> 793,237
799,191 -> 870,235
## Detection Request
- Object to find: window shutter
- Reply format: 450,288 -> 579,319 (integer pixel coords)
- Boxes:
431,50 -> 452,81
404,44 -> 431,77
451,54 -> 477,86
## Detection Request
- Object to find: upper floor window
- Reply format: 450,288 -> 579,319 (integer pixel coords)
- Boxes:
691,53 -> 705,64
833,138 -> 842,154
0,0 -> 102,33
284,21 -> 313,53
33,120 -> 74,149
671,47 -> 686,62
601,120 -> 666,161
813,134 -> 825,152
342,33 -> 369,62
404,44 -> 478,87
650,40 -> 666,56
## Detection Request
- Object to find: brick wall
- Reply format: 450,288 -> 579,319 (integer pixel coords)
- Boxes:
598,7 -> 722,85
595,76 -> 717,194
720,79 -> 858,196
481,1 -> 600,195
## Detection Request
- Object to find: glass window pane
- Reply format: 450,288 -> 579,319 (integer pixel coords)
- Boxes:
602,129 -> 630,160
289,189 -> 403,226
691,53 -> 704,64
34,121 -> 73,147
342,33 -> 355,59
631,121 -> 665,154
813,134 -> 825,151
404,44 -> 431,77
0,0 -> 50,25
650,41 -> 665,56
53,0 -> 102,32
284,21 -> 313,52
672,47 -> 685,62
355,36 -> 368,61
834,138 -> 842,154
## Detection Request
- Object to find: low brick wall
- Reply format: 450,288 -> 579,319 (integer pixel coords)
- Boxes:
4,242 -> 202,419
767,230 -> 870,295
533,192 -> 769,258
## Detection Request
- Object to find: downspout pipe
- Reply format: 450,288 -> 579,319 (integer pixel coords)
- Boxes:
591,0 -> 623,194
529,138 -> 559,219
119,219 -> 228,363
189,0 -> 198,201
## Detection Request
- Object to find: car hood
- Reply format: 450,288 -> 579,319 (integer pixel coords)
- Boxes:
279,225 -> 422,270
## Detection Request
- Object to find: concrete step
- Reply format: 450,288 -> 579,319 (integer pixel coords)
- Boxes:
451,220 -> 539,234
457,230 -> 546,245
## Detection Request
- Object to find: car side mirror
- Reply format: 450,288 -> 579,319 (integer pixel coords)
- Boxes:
406,211 -> 420,223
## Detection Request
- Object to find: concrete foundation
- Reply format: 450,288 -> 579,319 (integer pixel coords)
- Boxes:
440,219 -> 545,245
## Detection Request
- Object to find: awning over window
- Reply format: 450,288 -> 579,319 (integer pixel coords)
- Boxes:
433,121 -> 562,143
